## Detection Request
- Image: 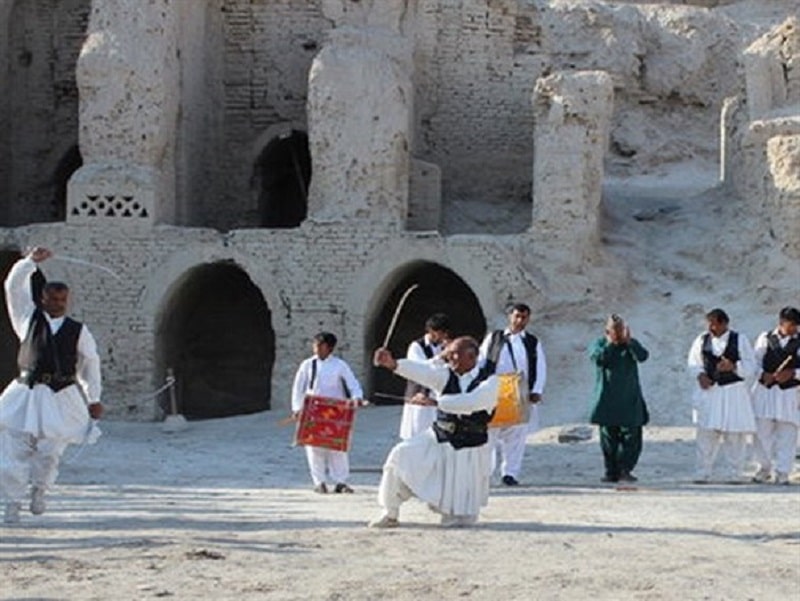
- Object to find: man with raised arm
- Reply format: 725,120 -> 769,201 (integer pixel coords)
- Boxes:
370,336 -> 498,528
0,247 -> 103,524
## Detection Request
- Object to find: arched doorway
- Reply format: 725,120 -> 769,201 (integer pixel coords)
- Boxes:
156,261 -> 275,419
365,261 -> 486,402
254,130 -> 311,228
0,251 -> 22,386
52,145 -> 82,221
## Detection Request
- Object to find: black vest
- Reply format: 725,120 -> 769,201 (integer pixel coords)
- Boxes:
17,309 -> 83,392
763,333 -> 800,390
701,332 -> 743,387
432,367 -> 493,449
484,330 -> 538,391
404,337 -> 436,400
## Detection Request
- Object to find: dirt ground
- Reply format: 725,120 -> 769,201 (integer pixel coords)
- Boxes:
1,407 -> 798,601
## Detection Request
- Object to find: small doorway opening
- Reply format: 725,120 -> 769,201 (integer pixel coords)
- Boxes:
254,130 -> 311,228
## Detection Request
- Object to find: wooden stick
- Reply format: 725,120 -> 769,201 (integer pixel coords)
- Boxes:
373,392 -> 407,402
773,355 -> 793,374
379,284 -> 419,353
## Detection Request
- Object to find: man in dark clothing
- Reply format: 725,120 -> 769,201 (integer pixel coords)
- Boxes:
588,314 -> 649,483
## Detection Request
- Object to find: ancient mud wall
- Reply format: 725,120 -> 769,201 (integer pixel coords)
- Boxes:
0,0 -> 90,226
412,0 -> 742,232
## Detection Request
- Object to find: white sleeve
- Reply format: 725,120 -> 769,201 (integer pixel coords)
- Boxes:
687,334 -> 705,378
437,376 -> 499,415
76,325 -> 102,404
291,359 -> 311,413
340,360 -> 363,400
4,257 -> 37,340
394,359 -> 450,394
753,332 -> 768,376
736,334 -> 756,380
406,340 -> 428,362
478,333 -> 492,364
532,340 -> 546,394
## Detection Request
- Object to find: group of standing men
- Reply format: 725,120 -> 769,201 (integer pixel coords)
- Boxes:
688,307 -> 800,485
399,306 -> 546,486
0,248 -> 796,528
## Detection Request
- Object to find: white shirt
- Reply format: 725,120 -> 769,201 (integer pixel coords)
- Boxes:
479,329 -> 547,395
687,329 -> 755,383
4,257 -> 102,403
395,359 -> 498,415
407,335 -> 443,363
753,329 -> 800,381
291,354 -> 363,413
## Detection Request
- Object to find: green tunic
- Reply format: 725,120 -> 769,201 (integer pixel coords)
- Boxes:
588,337 -> 649,427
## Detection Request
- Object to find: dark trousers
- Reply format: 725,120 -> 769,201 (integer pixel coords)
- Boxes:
599,425 -> 643,477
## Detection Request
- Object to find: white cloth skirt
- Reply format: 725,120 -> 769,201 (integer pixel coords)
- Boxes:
751,383 -> 800,426
692,382 -> 756,432
0,381 -> 90,443
384,428 -> 492,516
399,404 -> 438,440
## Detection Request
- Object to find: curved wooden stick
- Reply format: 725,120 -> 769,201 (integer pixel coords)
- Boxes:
381,284 -> 419,348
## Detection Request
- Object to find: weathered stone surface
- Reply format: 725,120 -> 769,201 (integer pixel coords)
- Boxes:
726,17 -> 800,259
532,70 -> 614,265
72,0 -> 181,225
307,27 -> 413,224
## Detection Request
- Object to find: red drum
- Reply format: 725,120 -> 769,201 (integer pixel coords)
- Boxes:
294,395 -> 357,452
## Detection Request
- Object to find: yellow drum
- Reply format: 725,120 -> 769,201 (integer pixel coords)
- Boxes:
489,373 -> 529,428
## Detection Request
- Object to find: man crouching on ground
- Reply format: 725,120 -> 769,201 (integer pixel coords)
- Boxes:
370,336 -> 498,528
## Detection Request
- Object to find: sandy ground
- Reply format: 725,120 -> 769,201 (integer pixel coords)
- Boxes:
1,406 -> 798,601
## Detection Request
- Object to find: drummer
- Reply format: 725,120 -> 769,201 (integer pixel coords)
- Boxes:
291,332 -> 363,494
479,303 -> 547,486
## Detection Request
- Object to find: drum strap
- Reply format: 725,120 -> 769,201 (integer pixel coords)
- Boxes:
309,358 -> 352,398
505,338 -> 518,371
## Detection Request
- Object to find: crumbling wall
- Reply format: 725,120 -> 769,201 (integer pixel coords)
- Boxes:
0,0 -> 90,226
207,0 -> 331,230
532,70 -> 614,268
726,18 -> 800,259
306,27 -> 414,225
410,0 -> 743,233
71,0 -> 181,226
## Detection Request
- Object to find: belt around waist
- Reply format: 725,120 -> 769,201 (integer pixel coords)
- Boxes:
17,371 -> 76,387
435,420 -> 486,434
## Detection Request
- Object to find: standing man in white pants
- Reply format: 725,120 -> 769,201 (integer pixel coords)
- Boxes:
751,307 -> 800,485
687,308 -> 756,483
479,303 -> 546,486
291,331 -> 363,494
399,313 -> 450,440
0,247 -> 103,524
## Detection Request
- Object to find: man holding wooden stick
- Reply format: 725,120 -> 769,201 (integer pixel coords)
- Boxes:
750,307 -> 800,485
369,337 -> 498,528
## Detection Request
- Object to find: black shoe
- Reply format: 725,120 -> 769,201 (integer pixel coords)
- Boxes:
601,474 -> 619,483
501,475 -> 519,486
334,483 -> 354,494
313,483 -> 328,494
619,471 -> 638,483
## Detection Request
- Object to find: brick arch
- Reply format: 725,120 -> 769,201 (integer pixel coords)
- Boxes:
154,260 -> 275,419
362,259 -> 488,401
